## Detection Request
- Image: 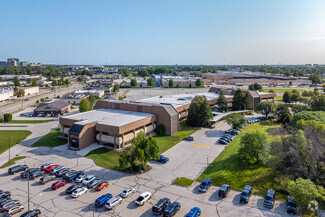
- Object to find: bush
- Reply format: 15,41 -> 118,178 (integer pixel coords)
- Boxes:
3,113 -> 12,122
156,124 -> 166,136
291,111 -> 325,127
292,104 -> 312,113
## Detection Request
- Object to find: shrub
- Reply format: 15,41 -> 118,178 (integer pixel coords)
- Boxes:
291,111 -> 325,127
292,104 -> 312,113
156,124 -> 166,136
3,113 -> 12,122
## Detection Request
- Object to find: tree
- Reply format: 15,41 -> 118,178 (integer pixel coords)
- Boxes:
187,96 -> 213,127
113,83 -> 120,92
52,79 -> 57,86
168,79 -> 174,88
237,131 -> 269,166
147,77 -> 155,87
225,113 -> 246,130
290,93 -> 300,103
31,79 -> 38,86
309,74 -> 322,84
139,68 -> 149,77
292,104 -> 311,113
244,92 -> 252,110
3,113 -> 12,122
255,101 -> 277,119
276,104 -> 292,124
40,98 -> 45,103
314,87 -> 319,96
287,178 -> 325,210
216,91 -> 228,112
118,68 -> 130,77
283,91 -> 291,104
64,79 -> 70,86
232,89 -> 245,111
88,95 -> 98,107
291,111 -> 325,127
309,95 -> 325,111
118,96 -> 124,100
13,77 -> 20,86
254,83 -> 262,90
156,124 -> 166,136
0,77 -> 3,81
79,98 -> 92,112
130,78 -> 137,87
13,88 -> 24,97
248,84 -> 255,90
195,79 -> 203,87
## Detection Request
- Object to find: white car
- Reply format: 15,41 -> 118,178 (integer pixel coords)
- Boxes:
82,175 -> 95,185
120,188 -> 135,198
105,196 -> 122,209
76,174 -> 86,183
71,187 -> 88,198
135,192 -> 151,206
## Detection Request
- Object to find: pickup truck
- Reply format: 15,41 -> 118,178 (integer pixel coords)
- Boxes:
157,155 -> 169,164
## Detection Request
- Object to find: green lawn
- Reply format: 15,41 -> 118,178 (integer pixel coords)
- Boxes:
0,156 -> 27,169
156,123 -> 199,154
198,120 -> 288,200
274,96 -> 283,101
86,148 -> 129,172
261,88 -> 306,93
0,130 -> 32,154
32,128 -> 67,147
8,120 -> 53,124
173,177 -> 194,187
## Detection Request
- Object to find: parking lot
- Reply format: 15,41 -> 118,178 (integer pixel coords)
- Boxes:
0,121 -> 294,217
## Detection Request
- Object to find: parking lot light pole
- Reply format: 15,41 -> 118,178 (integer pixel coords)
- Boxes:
8,137 -> 11,164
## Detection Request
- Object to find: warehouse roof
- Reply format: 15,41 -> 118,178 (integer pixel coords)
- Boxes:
35,100 -> 71,112
64,108 -> 155,127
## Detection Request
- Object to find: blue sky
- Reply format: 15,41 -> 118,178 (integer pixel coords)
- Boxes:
1,0 -> 325,65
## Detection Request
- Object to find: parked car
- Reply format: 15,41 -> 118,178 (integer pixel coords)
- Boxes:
225,129 -> 240,135
184,136 -> 194,141
50,166 -> 64,175
55,168 -> 68,177
95,194 -> 112,207
105,196 -> 122,209
135,192 -> 151,206
157,155 -> 169,164
62,170 -> 75,179
95,181 -> 109,191
8,165 -> 28,175
4,204 -> 24,216
264,189 -> 276,209
1,199 -> 19,212
66,184 -> 81,194
239,185 -> 252,204
41,163 -> 53,170
71,187 -> 88,198
29,170 -> 45,179
222,134 -> 233,141
185,207 -> 201,217
199,178 -> 212,192
76,174 -> 86,183
39,175 -> 56,184
20,209 -> 41,217
44,165 -> 59,173
20,168 -> 39,178
120,188 -> 135,198
220,136 -> 231,143
87,179 -> 102,189
51,181 -> 66,190
218,139 -> 229,144
218,184 -> 230,198
286,196 -> 297,215
152,198 -> 170,215
0,198 -> 11,207
0,192 -> 11,199
82,175 -> 95,185
66,172 -> 80,182
163,202 -> 181,217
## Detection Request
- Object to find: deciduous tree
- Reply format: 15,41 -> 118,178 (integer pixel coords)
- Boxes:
187,96 -> 212,127
255,101 -> 277,119
79,98 -> 92,112
225,113 -> 246,130
216,91 -> 228,112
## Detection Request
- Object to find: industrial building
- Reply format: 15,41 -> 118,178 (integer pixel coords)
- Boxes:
74,89 -> 105,98
18,86 -> 39,96
0,88 -> 14,102
60,94 -> 88,105
59,87 -> 275,150
34,100 -> 71,116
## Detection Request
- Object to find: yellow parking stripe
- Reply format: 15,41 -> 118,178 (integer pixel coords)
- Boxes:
226,190 -> 233,200
215,121 -> 225,128
201,213 -> 205,217
192,144 -> 210,149
174,206 -> 183,217
273,200 -> 276,211
206,187 -> 213,194
131,197 -> 154,217
260,198 -> 264,208
248,195 -> 254,205
124,192 -> 136,203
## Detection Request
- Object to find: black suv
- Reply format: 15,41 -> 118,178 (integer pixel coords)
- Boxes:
20,209 -> 41,217
0,192 -> 11,199
21,168 -> 38,178
8,165 -> 28,175
163,202 -> 181,217
66,184 -> 81,194
264,189 -> 276,209
218,184 -> 230,198
55,168 -> 67,177
287,196 -> 297,215
239,185 -> 252,204
29,170 -> 45,179
152,198 -> 171,215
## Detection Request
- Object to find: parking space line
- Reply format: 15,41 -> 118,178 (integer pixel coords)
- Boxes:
248,195 -> 254,206
206,186 -> 214,194
192,144 -> 210,148
226,190 -> 233,200
215,121 -> 225,128
131,197 -> 154,217
273,200 -> 276,211
201,213 -> 205,217
260,198 -> 264,208
174,206 -> 183,217
124,192 -> 136,203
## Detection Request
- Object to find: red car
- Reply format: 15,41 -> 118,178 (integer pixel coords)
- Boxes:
51,181 -> 66,190
95,181 -> 109,191
44,165 -> 59,173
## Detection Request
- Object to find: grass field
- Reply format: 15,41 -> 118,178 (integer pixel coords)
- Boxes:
156,123 -> 199,154
197,120 -> 288,200
8,119 -> 53,124
32,128 -> 67,148
0,130 -> 32,154
0,156 -> 27,169
274,96 -> 283,101
173,177 -> 194,187
261,88 -> 306,93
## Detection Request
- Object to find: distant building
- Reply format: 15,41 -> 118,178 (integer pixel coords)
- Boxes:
34,100 -> 71,115
74,89 -> 105,98
153,75 -> 201,88
19,61 -> 28,67
7,58 -> 19,66
0,61 -> 7,66
61,94 -> 88,105
18,86 -> 39,96
0,88 -> 14,102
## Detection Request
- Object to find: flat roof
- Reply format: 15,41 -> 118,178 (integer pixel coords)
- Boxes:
64,108 -> 154,127
138,92 -> 232,108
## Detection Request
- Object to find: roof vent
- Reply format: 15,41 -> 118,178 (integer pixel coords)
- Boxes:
159,96 -> 163,98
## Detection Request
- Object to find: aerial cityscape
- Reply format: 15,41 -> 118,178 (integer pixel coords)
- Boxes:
0,0 -> 325,217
